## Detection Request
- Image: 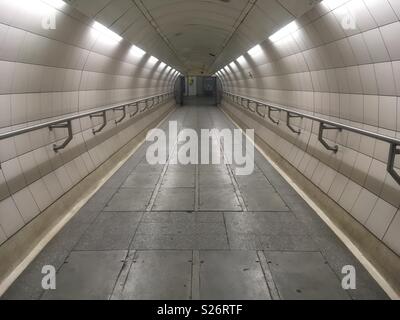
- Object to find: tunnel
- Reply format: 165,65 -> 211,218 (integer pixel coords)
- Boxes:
0,0 -> 399,302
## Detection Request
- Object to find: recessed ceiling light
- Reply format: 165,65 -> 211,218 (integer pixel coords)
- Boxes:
248,44 -> 262,57
269,20 -> 298,43
237,55 -> 245,64
130,45 -> 146,57
149,56 -> 159,64
93,21 -> 122,43
42,0 -> 66,9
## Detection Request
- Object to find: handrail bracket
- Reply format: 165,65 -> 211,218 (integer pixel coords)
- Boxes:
287,113 -> 302,134
49,120 -> 73,152
268,107 -> 280,125
388,143 -> 400,184
248,100 -> 256,113
90,111 -> 107,134
130,102 -> 139,118
318,123 -> 342,153
139,100 -> 148,112
256,103 -> 266,118
114,106 -> 127,124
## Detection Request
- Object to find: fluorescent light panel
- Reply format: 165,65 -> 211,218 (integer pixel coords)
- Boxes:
42,0 -> 66,9
130,44 -> 146,57
149,56 -> 159,64
248,44 -> 262,57
321,0 -> 348,10
15,0 -> 58,15
269,20 -> 298,43
236,55 -> 246,64
93,21 -> 122,43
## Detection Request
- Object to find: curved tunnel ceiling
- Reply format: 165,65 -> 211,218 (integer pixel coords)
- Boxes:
66,0 -> 321,74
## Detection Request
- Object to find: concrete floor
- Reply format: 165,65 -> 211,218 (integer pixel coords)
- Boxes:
2,98 -> 388,300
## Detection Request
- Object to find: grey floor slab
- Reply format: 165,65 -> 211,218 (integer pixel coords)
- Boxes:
136,221 -> 226,235
199,165 -> 228,174
74,212 -> 142,251
199,172 -> 232,186
83,187 -> 117,212
199,251 -> 271,300
142,212 -> 224,223
153,187 -> 195,211
122,172 -> 160,188
239,186 -> 289,211
42,251 -> 127,300
264,251 -> 350,300
162,172 -> 195,188
235,174 -> 274,189
167,164 -> 196,173
132,233 -> 229,250
199,187 -> 242,211
133,214 -> 228,250
224,212 -> 308,235
114,251 -> 192,300
104,188 -> 154,211
134,163 -> 164,174
228,233 -> 318,251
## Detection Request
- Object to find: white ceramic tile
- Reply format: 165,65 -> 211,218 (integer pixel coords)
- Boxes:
374,62 -> 396,96
363,0 -> 398,26
0,225 -> 6,245
0,165 -> 10,201
328,172 -> 349,201
338,180 -> 362,212
380,22 -> 400,60
0,91 -> 12,129
363,94 -> 379,126
1,157 -> 26,194
388,0 -> 400,18
350,188 -> 378,223
28,179 -> 52,212
383,210 -> 400,255
378,96 -> 397,130
362,28 -> 390,63
0,197 -> 24,237
12,187 -> 40,223
358,64 -> 378,94
347,0 -> 377,31
18,152 -> 40,185
42,172 -> 64,201
366,198 -> 397,239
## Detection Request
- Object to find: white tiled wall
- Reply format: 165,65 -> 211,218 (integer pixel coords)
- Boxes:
0,1 -> 178,244
219,0 -> 400,256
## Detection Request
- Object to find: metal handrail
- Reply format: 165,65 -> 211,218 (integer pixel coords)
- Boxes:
223,91 -> 400,185
0,91 -> 174,155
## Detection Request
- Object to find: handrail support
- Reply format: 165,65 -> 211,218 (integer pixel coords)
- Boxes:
268,107 -> 280,125
90,111 -> 107,134
318,123 -> 342,153
287,112 -> 302,134
130,102 -> 139,118
114,106 -> 127,124
388,143 -> 400,184
248,100 -> 256,113
256,103 -> 266,118
139,100 -> 148,112
49,120 -> 73,152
